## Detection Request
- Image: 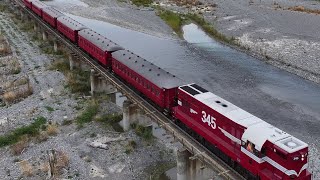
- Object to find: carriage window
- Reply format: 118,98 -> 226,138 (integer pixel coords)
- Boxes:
151,87 -> 155,93
155,90 -> 160,96
147,83 -> 150,90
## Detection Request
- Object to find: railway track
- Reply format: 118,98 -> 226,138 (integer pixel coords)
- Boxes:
8,1 -> 245,179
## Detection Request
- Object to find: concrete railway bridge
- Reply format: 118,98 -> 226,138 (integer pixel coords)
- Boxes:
5,0 -> 245,179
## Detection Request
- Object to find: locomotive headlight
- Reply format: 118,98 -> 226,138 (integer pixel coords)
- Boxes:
302,154 -> 304,158
301,157 -> 304,161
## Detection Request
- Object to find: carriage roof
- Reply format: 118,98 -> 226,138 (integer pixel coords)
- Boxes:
112,50 -> 185,89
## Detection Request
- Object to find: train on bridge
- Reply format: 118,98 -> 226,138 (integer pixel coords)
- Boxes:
22,0 -> 312,179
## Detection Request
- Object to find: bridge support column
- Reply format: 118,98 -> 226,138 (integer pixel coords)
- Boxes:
42,31 -> 48,41
177,148 -> 190,180
33,23 -> 38,31
69,54 -> 75,70
108,92 -> 117,104
53,40 -> 58,53
20,9 -> 24,20
90,69 -> 99,96
122,100 -> 132,131
96,78 -> 115,94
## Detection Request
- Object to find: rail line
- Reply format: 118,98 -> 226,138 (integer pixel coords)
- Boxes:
8,0 -> 245,179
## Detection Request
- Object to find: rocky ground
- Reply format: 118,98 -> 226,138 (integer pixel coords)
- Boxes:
211,0 -> 320,84
0,7 -> 175,180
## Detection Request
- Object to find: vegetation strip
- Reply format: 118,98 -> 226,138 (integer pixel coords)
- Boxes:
131,0 -> 153,7
157,8 -> 235,44
0,116 -> 47,147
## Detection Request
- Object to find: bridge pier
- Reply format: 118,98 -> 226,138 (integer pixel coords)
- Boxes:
68,54 -> 75,70
108,92 -> 117,104
53,40 -> 58,53
90,69 -> 98,96
42,31 -> 48,41
90,69 -> 116,95
97,77 -> 116,94
33,22 -> 38,32
20,9 -> 24,20
177,148 -> 189,180
176,148 -> 215,180
122,100 -> 132,131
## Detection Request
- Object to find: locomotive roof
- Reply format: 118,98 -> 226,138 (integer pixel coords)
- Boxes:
32,1 -> 48,9
179,84 -> 308,153
112,50 -> 185,89
57,16 -> 87,31
42,7 -> 64,18
79,29 -> 124,52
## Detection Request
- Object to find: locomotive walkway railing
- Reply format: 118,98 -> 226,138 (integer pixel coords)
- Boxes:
8,1 -> 245,179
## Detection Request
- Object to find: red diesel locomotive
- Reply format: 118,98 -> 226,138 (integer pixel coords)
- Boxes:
22,1 -> 313,179
173,84 -> 311,179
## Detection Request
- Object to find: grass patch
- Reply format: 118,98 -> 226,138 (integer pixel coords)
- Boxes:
0,4 -> 8,12
66,69 -> 91,94
0,117 -> 47,147
20,22 -> 34,32
95,113 -> 124,132
45,106 -> 54,112
132,123 -> 153,141
158,10 -> 184,36
49,59 -> 70,73
132,0 -> 153,7
125,140 -> 137,154
148,161 -> 175,180
76,101 -> 99,127
50,60 -> 90,94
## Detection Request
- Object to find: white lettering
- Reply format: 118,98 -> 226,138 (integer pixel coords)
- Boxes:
201,111 -> 216,129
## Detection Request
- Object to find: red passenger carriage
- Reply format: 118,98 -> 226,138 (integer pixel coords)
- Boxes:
42,7 -> 64,28
78,29 -> 123,67
31,0 -> 47,17
112,50 -> 185,112
23,0 -> 33,9
57,16 -> 87,43
173,84 -> 311,180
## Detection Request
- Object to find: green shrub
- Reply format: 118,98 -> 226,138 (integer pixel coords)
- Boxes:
76,101 -> 99,127
134,125 -> 153,141
0,117 -> 47,147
